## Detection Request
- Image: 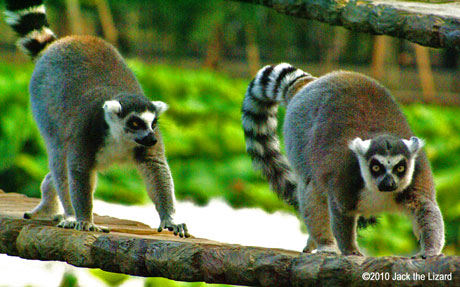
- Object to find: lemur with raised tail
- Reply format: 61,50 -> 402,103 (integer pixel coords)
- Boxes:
5,0 -> 189,236
242,63 -> 444,258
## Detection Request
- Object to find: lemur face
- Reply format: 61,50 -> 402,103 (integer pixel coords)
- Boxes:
124,111 -> 158,146
103,98 -> 168,147
349,135 -> 423,193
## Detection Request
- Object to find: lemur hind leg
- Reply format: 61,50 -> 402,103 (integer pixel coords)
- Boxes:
328,196 -> 363,256
299,180 -> 338,254
24,172 -> 61,220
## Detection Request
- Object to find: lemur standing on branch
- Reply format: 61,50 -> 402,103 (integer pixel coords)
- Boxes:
5,0 -> 189,236
242,63 -> 444,258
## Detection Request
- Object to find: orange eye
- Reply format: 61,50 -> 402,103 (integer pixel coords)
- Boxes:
397,165 -> 405,173
372,165 -> 380,172
132,121 -> 139,127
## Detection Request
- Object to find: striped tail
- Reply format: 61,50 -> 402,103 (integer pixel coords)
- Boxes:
241,63 -> 316,208
4,0 -> 57,58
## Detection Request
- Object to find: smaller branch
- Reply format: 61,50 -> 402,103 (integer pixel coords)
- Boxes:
232,0 -> 460,50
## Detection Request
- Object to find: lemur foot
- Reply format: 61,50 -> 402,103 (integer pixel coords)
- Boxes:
314,244 -> 340,255
302,246 -> 313,253
52,214 -> 64,222
411,252 -> 444,260
24,208 -> 60,220
57,218 -> 109,233
342,249 -> 364,256
158,218 -> 190,238
302,238 -> 316,253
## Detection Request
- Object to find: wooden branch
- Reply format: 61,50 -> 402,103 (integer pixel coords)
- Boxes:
231,0 -> 460,50
1,191 -> 459,286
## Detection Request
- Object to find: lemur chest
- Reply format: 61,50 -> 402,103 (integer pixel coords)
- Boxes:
95,137 -> 136,169
355,188 -> 403,216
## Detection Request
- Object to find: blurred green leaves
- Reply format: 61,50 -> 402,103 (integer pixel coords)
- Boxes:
0,61 -> 458,256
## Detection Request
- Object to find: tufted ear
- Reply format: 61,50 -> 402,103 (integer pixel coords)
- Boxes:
103,100 -> 122,115
152,101 -> 168,115
402,136 -> 424,155
349,137 -> 371,156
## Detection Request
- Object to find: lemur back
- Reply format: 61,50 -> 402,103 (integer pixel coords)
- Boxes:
5,0 -> 189,237
243,64 -> 444,258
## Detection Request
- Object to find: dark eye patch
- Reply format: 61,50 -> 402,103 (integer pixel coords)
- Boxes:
369,159 -> 385,177
127,116 -> 146,130
393,160 -> 407,177
151,117 -> 158,129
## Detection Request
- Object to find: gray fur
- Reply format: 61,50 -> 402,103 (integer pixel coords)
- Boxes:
6,1 -> 188,236
243,63 -> 444,257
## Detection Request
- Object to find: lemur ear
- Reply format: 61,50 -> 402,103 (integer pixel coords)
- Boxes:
103,100 -> 122,115
349,137 -> 371,156
152,101 -> 168,115
402,136 -> 424,155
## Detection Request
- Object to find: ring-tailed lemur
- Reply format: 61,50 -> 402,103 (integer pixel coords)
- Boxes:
5,0 -> 189,237
242,63 -> 444,258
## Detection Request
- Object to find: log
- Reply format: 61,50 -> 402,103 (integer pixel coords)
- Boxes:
1,190 -> 459,286
231,0 -> 460,50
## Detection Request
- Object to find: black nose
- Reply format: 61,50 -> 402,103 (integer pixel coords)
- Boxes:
135,133 -> 157,147
378,175 -> 397,192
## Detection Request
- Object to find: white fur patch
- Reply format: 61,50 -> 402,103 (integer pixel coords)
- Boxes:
4,4 -> 46,25
103,100 -> 122,114
402,136 -> 424,155
356,187 -> 402,216
242,114 -> 277,135
272,67 -> 308,102
243,95 -> 278,114
349,137 -> 371,156
251,65 -> 272,101
139,111 -> 156,126
267,63 -> 294,101
23,27 -> 56,42
246,139 -> 266,156
95,134 -> 137,170
152,101 -> 168,115
251,63 -> 312,103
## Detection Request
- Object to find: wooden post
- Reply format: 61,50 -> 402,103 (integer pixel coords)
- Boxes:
204,23 -> 223,70
94,0 -> 119,45
414,44 -> 436,102
65,0 -> 85,35
371,36 -> 389,80
245,24 -> 261,77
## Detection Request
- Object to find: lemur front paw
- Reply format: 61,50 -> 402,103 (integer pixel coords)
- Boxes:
57,218 -> 109,233
158,218 -> 190,238
75,220 -> 110,233
57,218 -> 76,229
